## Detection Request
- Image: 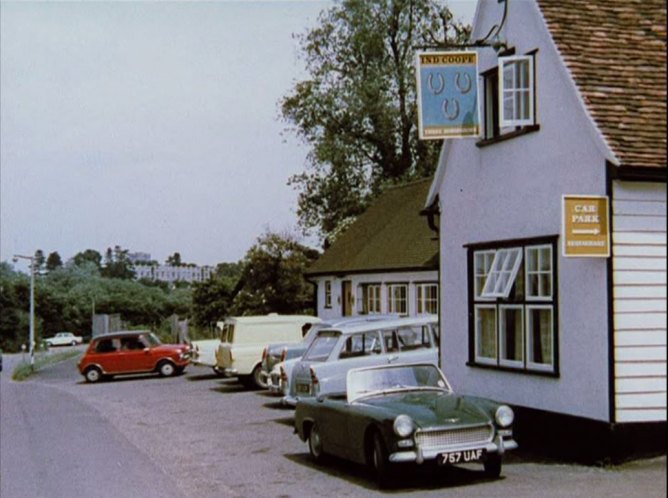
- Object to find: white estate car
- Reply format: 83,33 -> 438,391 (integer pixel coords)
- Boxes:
189,338 -> 224,374
284,315 -> 438,406
44,332 -> 83,347
215,314 -> 321,389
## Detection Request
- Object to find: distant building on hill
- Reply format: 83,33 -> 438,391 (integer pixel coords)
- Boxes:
130,252 -> 214,283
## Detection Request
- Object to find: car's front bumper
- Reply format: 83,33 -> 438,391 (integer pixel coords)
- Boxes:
389,434 -> 518,464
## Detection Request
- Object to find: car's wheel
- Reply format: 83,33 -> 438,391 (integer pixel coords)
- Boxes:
370,431 -> 392,488
483,454 -> 502,478
84,366 -> 102,383
308,423 -> 325,463
71,341 -> 77,346
158,361 -> 176,377
212,366 -> 225,377
251,364 -> 268,390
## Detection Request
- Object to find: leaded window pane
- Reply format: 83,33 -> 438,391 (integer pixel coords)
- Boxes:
475,306 -> 497,363
527,306 -> 553,368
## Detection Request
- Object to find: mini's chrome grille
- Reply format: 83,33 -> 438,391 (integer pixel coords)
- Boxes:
415,425 -> 493,449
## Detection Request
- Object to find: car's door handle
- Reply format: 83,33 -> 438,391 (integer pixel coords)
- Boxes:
388,355 -> 399,363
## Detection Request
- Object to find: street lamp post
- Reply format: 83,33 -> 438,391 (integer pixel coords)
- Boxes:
13,254 -> 36,367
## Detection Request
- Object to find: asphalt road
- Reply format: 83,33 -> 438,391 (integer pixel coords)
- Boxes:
1,350 -> 666,498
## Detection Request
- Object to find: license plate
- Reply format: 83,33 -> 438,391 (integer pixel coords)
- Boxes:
439,448 -> 485,465
296,383 -> 310,394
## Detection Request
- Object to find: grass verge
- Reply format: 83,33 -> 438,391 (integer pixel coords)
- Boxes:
12,350 -> 82,381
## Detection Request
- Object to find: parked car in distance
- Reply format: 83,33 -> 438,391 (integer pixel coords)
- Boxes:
215,314 -> 321,389
295,363 -> 517,487
78,330 -> 191,383
284,315 -> 438,406
263,314 -> 401,394
190,334 -> 224,375
44,332 -> 83,347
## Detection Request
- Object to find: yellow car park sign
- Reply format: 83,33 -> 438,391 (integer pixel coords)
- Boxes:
562,195 -> 610,257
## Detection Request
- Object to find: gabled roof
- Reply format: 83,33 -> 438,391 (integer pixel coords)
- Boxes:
538,0 -> 667,168
306,178 -> 438,277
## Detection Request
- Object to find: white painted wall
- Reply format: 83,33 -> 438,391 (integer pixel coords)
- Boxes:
612,181 -> 667,423
311,270 -> 438,321
435,0 -> 613,421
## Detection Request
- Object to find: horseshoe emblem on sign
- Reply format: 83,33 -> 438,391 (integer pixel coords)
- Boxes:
455,72 -> 472,94
428,73 -> 445,95
442,99 -> 460,121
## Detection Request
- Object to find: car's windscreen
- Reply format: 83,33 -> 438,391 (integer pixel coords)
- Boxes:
302,331 -> 340,361
144,333 -> 162,347
348,364 -> 450,401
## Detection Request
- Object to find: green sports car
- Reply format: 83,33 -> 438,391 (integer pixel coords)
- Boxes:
294,363 -> 517,487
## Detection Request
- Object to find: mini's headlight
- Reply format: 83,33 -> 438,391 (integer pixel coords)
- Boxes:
393,414 -> 415,437
495,405 -> 514,427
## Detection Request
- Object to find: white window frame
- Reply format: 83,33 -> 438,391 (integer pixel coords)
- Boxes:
367,284 -> 382,314
470,239 -> 557,376
474,250 -> 496,299
499,304 -> 524,369
525,245 -> 553,301
474,304 -> 498,365
387,284 -> 408,315
324,280 -> 332,308
499,55 -> 534,128
481,247 -> 523,298
416,283 -> 439,314
526,304 -> 554,372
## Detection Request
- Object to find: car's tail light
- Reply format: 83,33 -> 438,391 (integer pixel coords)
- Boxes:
280,347 -> 288,362
309,367 -> 318,387
280,366 -> 288,383
262,347 -> 268,362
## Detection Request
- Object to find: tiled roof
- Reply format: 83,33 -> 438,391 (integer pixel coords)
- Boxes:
538,0 -> 666,168
305,178 -> 438,276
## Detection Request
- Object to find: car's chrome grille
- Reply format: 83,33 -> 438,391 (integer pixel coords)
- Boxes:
415,425 -> 493,449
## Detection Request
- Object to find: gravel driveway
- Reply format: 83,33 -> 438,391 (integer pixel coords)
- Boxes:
1,351 -> 666,498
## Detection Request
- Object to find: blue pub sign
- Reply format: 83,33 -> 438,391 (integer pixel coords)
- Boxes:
416,51 -> 480,139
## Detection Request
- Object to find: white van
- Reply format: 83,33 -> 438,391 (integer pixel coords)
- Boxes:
215,314 -> 321,389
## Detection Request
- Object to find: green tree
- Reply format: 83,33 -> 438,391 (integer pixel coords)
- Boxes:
0,262 -> 23,351
191,261 -> 243,331
192,277 -> 235,330
231,231 -> 320,316
46,251 -> 63,272
34,249 -> 46,272
72,249 -> 102,269
101,245 -> 135,280
281,0 -> 470,239
166,252 -> 182,266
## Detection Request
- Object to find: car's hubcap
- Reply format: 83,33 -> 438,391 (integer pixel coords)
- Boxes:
87,370 -> 99,382
162,364 -> 174,376
310,430 -> 321,456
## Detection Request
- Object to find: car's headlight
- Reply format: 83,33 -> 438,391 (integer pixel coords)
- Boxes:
495,405 -> 514,427
393,414 -> 415,437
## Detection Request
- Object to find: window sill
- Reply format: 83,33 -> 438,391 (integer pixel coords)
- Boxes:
466,361 -> 558,378
476,124 -> 540,148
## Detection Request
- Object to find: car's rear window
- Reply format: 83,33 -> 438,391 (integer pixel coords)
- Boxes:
220,324 -> 235,343
302,331 -> 340,362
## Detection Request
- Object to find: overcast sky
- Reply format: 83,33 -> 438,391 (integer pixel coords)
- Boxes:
1,0 -> 477,268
